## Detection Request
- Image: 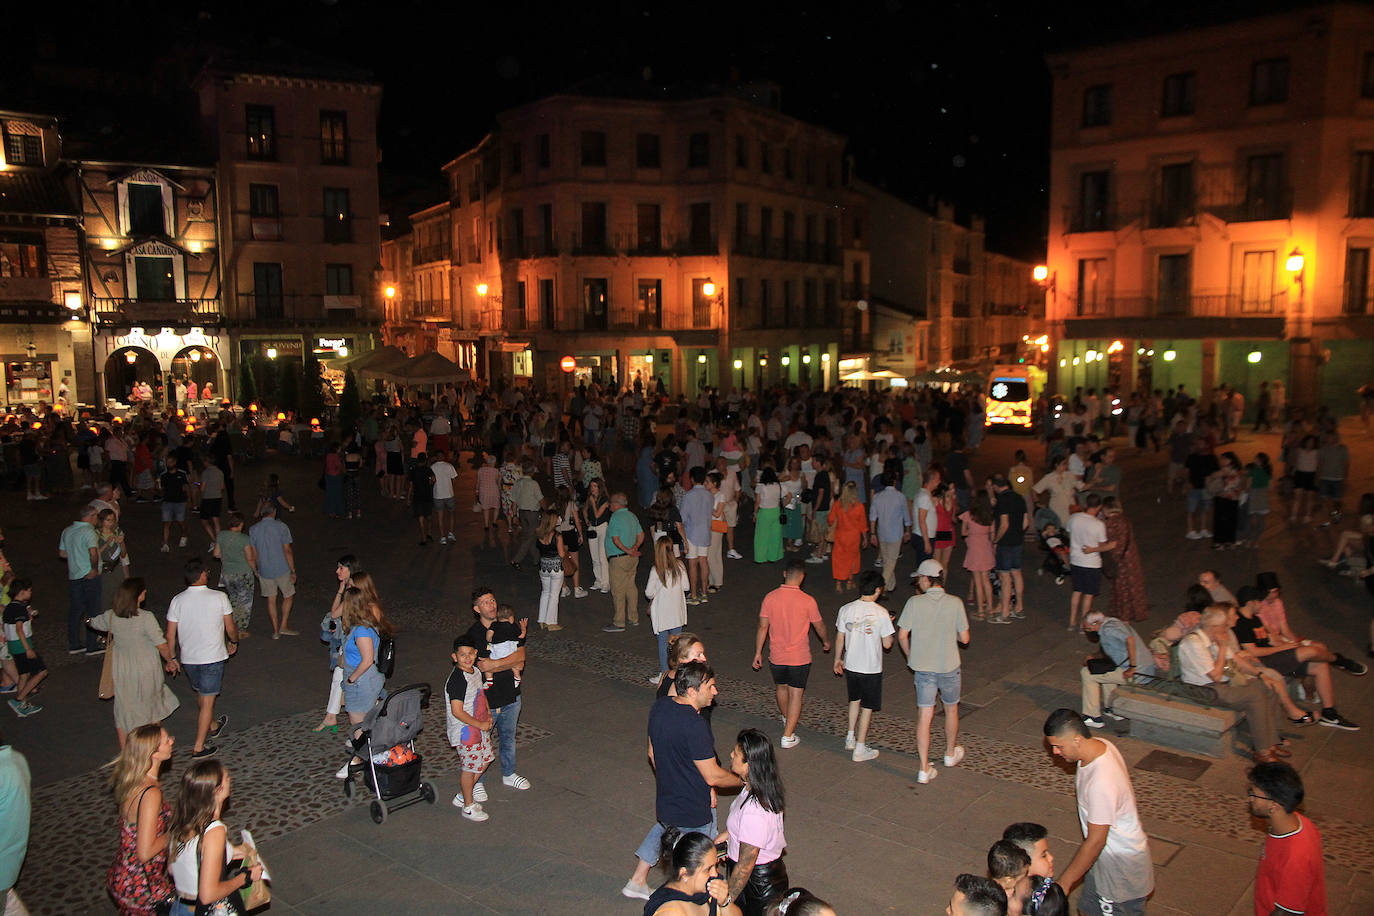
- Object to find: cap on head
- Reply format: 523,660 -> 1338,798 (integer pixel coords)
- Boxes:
917,558 -> 944,578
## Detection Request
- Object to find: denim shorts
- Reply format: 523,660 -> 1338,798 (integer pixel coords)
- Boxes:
183,660 -> 225,696
912,668 -> 961,708
635,817 -> 717,866
1185,488 -> 1210,513
1080,871 -> 1148,916
1319,478 -> 1344,500
161,501 -> 187,522
994,544 -> 1023,571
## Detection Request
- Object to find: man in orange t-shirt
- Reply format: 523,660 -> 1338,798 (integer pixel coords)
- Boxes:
752,560 -> 829,750
1248,761 -> 1327,916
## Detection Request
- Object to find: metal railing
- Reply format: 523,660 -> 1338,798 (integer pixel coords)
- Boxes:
413,244 -> 448,264
93,297 -> 222,326
1202,190 -> 1293,223
232,292 -> 379,326
1092,289 -> 1289,318
410,299 -> 451,320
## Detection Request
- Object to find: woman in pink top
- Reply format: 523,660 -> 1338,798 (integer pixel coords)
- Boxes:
718,728 -> 787,916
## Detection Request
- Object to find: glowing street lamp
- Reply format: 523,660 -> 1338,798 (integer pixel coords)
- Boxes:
384,285 -> 396,299
476,283 -> 489,296
1285,250 -> 1304,274
1032,265 -> 1049,282
702,279 -> 716,297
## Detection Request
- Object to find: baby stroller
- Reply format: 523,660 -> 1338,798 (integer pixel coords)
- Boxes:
341,683 -> 437,824
1036,524 -> 1071,586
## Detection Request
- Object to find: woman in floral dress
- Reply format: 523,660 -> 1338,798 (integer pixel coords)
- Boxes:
106,724 -> 176,915
1101,496 -> 1148,621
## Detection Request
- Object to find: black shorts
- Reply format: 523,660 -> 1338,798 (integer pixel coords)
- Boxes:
1070,564 -> 1102,596
1293,470 -> 1317,491
769,662 -> 811,689
844,670 -> 883,710
561,529 -> 582,551
199,498 -> 222,520
412,500 -> 433,518
1263,648 -> 1309,679
14,652 -> 45,676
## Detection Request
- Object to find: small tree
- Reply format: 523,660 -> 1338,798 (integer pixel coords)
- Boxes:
300,350 -> 325,420
237,357 -> 257,408
339,368 -> 361,434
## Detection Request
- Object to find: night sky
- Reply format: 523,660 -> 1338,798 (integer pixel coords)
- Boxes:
4,0 -> 1320,259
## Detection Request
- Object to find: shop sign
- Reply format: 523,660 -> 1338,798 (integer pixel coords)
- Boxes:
104,327 -> 223,364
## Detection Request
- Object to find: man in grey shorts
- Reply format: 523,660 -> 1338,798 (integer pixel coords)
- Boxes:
896,559 -> 970,785
246,503 -> 297,639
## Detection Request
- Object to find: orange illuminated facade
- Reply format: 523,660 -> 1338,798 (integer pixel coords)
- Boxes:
1045,3 -> 1374,412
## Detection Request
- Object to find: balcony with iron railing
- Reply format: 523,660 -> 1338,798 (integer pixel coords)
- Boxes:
413,243 -> 449,264
1201,189 -> 1293,223
732,234 -> 840,264
93,296 -> 223,327
232,292 -> 380,327
410,299 -> 451,320
1084,288 -> 1289,319
1064,205 -> 1124,234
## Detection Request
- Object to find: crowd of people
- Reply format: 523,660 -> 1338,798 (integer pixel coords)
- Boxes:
0,369 -> 1365,915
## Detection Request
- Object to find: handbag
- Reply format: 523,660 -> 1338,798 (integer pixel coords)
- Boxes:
194,827 -> 248,916
99,635 -> 116,700
1086,656 -> 1117,675
375,633 -> 396,679
711,517 -> 729,533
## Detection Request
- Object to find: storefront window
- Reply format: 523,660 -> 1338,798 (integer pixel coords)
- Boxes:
5,360 -> 53,405
512,348 -> 533,377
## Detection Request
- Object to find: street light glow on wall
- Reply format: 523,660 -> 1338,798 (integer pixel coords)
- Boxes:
733,359 -> 743,369
802,354 -> 811,364
1163,350 -> 1177,361
1032,265 -> 1049,282
1247,350 -> 1263,364
266,348 -> 278,359
476,283 -> 489,296
384,285 -> 396,299
702,279 -> 716,297
781,355 -> 791,366
697,354 -> 707,363
1285,250 -> 1304,273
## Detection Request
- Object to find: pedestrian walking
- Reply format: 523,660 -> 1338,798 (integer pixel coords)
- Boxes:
603,492 -> 645,633
832,570 -> 894,762
751,561 -> 829,749
246,504 -> 297,638
88,578 -> 179,747
897,559 -> 969,784
59,503 -> 104,656
165,559 -> 236,759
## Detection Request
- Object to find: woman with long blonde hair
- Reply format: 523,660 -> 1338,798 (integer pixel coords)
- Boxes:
106,724 -> 176,915
168,760 -> 261,914
827,481 -> 868,591
646,536 -> 689,685
535,508 -> 568,630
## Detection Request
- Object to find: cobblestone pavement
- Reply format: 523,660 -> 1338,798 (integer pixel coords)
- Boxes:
7,421 -> 1374,914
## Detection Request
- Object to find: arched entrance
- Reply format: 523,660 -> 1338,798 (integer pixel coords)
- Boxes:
104,347 -> 162,404
171,345 -> 221,402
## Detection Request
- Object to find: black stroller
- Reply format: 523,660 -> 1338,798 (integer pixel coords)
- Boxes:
342,683 -> 437,823
1036,525 -> 1071,586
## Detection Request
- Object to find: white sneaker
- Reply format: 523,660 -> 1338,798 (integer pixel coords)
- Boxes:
780,734 -> 800,749
944,746 -> 966,768
599,585 -> 610,593
461,803 -> 489,822
1185,531 -> 1200,540
335,763 -> 351,779
727,549 -> 743,559
502,773 -> 531,790
439,535 -> 450,545
178,536 -> 188,548
1200,529 -> 1213,538
471,782 -> 488,802
621,881 -> 652,901
852,745 -> 879,762
560,586 -> 571,598
844,733 -> 857,750
917,766 -> 939,784
160,544 -> 170,553
446,532 -> 455,542
574,587 -> 589,598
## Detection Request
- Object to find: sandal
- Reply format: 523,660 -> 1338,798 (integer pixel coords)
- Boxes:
1287,713 -> 1314,726
312,721 -> 339,734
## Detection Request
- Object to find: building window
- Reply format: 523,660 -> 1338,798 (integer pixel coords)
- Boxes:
1344,248 -> 1371,314
636,204 -> 662,252
1161,72 -> 1196,117
760,207 -> 774,256
1250,58 -> 1289,106
636,133 -> 661,169
689,203 -> 712,252
580,202 -> 608,252
692,278 -> 713,328
509,142 -> 523,175
735,135 -> 748,169
1,126 -> 41,165
688,132 -> 709,169
1156,253 -> 1191,315
539,277 -> 555,329
637,279 -> 662,329
252,263 -> 283,318
1244,154 -> 1286,220
1363,53 -> 1374,99
134,256 -> 175,301
249,184 -> 279,218
805,152 -> 815,185
128,183 -> 166,236
735,277 -> 749,326
325,263 -> 354,296
823,279 -> 838,325
513,281 -> 527,330
1076,258 -> 1107,316
1240,250 -> 1276,313
783,148 -> 794,180
0,235 -> 44,277
537,133 -> 550,169
320,110 -> 348,164
1352,152 -> 1374,218
580,131 -> 606,167
1155,162 -> 1194,227
1076,170 -> 1111,232
538,203 -> 554,254
323,188 -> 351,243
583,278 -> 608,330
1082,84 -> 1112,127
734,203 -> 749,253
245,105 -> 275,160
760,142 -> 772,175
804,278 -> 818,324
760,278 -> 773,327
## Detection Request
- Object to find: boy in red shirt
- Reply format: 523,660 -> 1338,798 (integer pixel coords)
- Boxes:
1248,761 -> 1326,916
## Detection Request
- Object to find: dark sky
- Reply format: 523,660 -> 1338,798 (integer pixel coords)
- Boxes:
4,0 -> 1320,260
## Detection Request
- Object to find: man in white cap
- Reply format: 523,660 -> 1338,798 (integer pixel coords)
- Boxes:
896,558 -> 970,784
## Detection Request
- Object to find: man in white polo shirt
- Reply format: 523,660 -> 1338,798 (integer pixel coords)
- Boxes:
430,450 -> 459,545
165,557 -> 238,759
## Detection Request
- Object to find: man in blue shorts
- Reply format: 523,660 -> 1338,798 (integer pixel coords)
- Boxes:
992,475 -> 1029,624
165,558 -> 237,758
1066,494 -> 1114,630
897,559 -> 970,785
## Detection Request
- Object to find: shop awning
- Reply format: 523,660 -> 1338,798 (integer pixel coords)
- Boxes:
496,340 -> 530,353
372,352 -> 472,385
327,345 -> 407,373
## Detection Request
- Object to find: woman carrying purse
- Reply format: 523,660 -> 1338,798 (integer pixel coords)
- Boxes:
168,760 -> 262,916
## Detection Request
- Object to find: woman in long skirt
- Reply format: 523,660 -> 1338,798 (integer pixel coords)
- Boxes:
752,467 -> 785,564
828,482 -> 867,591
1102,497 -> 1148,621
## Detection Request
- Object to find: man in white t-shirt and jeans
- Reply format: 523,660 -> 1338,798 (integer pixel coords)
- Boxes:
165,557 -> 238,759
908,467 -> 942,575
833,570 -> 895,763
1066,493 -> 1115,631
1043,708 -> 1154,916
430,450 -> 459,544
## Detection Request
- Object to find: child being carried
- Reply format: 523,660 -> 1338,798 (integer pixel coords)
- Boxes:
485,603 -> 527,688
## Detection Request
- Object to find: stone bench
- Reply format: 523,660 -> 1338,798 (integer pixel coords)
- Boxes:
1110,685 -> 1244,758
